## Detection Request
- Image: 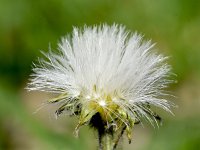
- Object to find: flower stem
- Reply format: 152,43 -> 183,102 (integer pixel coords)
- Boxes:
105,133 -> 112,150
98,132 -> 113,150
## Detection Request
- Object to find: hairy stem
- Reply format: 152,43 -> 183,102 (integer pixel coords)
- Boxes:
105,133 -> 112,150
98,132 -> 113,150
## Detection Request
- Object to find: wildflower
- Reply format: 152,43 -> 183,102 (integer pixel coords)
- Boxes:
27,24 -> 174,149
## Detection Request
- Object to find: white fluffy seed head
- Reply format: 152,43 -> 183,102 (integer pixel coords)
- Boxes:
27,24 -> 174,136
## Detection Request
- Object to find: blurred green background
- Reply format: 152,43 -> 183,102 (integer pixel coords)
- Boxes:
0,0 -> 200,149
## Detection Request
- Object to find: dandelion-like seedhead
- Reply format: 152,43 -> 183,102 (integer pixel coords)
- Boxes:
27,24 -> 174,147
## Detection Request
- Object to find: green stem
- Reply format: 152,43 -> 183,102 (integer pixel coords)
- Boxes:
98,132 -> 113,150
105,133 -> 112,150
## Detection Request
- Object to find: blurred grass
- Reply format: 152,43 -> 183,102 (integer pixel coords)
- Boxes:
146,119 -> 200,150
0,0 -> 200,149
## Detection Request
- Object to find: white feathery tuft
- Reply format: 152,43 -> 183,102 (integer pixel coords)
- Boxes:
27,24 -> 174,126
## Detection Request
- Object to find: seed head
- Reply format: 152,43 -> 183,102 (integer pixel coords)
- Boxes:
27,24 -> 174,142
